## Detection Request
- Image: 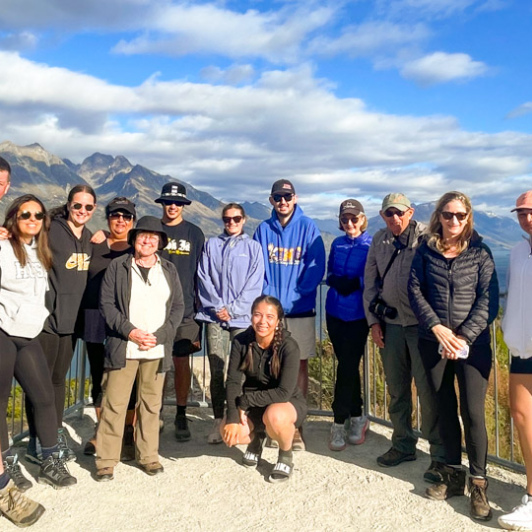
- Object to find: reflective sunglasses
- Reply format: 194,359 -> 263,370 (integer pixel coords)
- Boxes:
109,212 -> 134,221
71,203 -> 95,212
272,193 -> 294,203
441,211 -> 468,221
340,216 -> 360,225
222,216 -> 243,224
162,201 -> 185,207
18,211 -> 45,221
383,209 -> 408,218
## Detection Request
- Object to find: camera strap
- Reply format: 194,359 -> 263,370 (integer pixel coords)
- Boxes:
378,236 -> 408,289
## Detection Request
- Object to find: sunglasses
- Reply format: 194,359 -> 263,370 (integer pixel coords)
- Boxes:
441,211 -> 468,221
162,201 -> 185,207
383,209 -> 408,218
109,212 -> 134,221
222,216 -> 243,224
272,194 -> 294,203
71,203 -> 95,212
340,216 -> 360,225
18,211 -> 45,221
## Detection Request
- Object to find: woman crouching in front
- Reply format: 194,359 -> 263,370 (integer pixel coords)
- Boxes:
222,295 -> 307,483
95,216 -> 184,481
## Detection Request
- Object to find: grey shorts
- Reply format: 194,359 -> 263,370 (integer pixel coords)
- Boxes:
284,316 -> 316,360
172,317 -> 202,358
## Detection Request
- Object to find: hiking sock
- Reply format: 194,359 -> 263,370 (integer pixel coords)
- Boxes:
177,405 -> 187,417
41,445 -> 59,460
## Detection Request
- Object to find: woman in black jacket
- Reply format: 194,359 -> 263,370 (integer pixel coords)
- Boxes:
408,191 -> 498,522
222,295 -> 307,483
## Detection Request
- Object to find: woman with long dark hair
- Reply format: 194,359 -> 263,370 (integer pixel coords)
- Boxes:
196,203 -> 264,444
25,184 -> 96,464
408,191 -> 498,521
0,195 -> 76,490
222,295 -> 307,483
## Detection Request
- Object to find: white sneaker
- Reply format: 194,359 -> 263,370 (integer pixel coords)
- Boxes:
207,419 -> 223,444
328,423 -> 347,451
347,415 -> 369,445
499,494 -> 532,530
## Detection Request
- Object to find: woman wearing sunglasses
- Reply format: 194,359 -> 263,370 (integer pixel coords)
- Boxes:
25,185 -> 97,464
326,199 -> 372,451
0,195 -> 77,490
80,197 -> 136,458
408,191 -> 498,521
196,203 -> 264,444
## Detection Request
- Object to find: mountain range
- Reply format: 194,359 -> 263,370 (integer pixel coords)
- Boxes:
0,141 -> 525,253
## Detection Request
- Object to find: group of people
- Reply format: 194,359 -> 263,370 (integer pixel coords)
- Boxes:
0,152 -> 530,530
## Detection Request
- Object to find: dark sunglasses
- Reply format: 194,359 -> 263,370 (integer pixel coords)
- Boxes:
18,211 -> 45,221
109,212 -> 134,221
71,203 -> 95,212
340,216 -> 360,225
383,209 -> 407,218
272,193 -> 294,203
162,201 -> 185,207
223,216 -> 243,224
441,211 -> 468,221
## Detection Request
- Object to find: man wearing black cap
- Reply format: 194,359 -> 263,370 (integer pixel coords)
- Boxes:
253,179 -> 325,450
155,182 -> 205,442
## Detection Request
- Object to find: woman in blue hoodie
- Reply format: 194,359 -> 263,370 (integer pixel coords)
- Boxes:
326,199 -> 372,452
196,203 -> 264,444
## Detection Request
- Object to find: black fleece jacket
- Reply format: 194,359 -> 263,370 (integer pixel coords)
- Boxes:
408,231 -> 499,345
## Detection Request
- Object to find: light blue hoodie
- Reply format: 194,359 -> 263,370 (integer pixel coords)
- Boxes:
196,232 -> 264,329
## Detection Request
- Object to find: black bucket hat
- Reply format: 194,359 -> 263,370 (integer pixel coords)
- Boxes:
154,182 -> 192,205
127,216 -> 168,250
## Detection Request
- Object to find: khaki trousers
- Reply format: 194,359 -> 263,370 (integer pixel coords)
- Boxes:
96,358 -> 165,469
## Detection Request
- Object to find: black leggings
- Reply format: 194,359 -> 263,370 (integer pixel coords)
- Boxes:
26,331 -> 74,436
326,315 -> 369,424
0,329 -> 57,450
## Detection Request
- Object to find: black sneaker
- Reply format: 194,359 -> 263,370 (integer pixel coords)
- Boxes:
425,466 -> 466,500
0,480 -> 45,527
377,447 -> 416,467
57,429 -> 76,462
174,414 -> 191,442
37,452 -> 77,490
4,455 -> 33,492
424,460 -> 446,483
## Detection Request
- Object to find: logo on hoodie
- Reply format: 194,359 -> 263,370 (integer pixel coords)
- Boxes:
267,243 -> 302,265
65,253 -> 90,271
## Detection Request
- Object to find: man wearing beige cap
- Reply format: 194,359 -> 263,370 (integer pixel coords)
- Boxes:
363,193 -> 445,481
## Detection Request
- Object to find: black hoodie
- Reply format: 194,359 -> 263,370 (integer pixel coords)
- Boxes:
44,217 -> 92,335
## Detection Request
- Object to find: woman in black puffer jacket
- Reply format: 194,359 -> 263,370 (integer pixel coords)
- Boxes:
408,191 -> 499,522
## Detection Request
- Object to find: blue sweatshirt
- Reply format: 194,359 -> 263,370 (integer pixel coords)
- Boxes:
326,231 -> 372,322
196,232 -> 264,329
253,205 -> 325,316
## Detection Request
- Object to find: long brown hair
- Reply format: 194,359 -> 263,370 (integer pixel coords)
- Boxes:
240,295 -> 285,379
3,194 -> 53,270
49,184 -> 97,220
428,191 -> 473,254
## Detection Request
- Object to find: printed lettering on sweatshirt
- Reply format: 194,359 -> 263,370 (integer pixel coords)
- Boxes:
267,243 -> 302,265
15,260 -> 46,279
165,238 -> 191,255
65,253 -> 90,271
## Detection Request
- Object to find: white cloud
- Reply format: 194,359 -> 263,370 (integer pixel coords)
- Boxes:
200,64 -> 255,85
507,102 -> 532,119
375,0 -> 503,20
400,51 -> 488,85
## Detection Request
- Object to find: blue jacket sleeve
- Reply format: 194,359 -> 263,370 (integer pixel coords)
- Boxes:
296,225 -> 326,296
253,225 -> 269,294
197,240 -> 224,316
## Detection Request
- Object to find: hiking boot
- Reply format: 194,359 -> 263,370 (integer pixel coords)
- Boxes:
292,428 -> 306,452
37,452 -> 77,489
499,494 -> 532,530
207,419 -> 223,445
377,447 -> 416,467
57,429 -> 76,462
347,415 -> 369,445
424,460 -> 446,484
469,477 -> 492,521
328,423 -> 347,451
425,466 -> 466,500
141,462 -> 164,476
95,467 -> 114,482
4,455 -> 32,493
174,414 -> 191,442
121,425 -> 135,462
0,479 -> 45,528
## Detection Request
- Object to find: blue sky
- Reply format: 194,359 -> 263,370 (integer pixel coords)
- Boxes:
0,0 -> 531,218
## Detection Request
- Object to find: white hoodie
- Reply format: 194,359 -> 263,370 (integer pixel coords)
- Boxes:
0,239 -> 49,338
502,239 -> 532,359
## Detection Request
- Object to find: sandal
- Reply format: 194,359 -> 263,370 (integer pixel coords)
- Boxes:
242,432 -> 265,468
268,460 -> 293,483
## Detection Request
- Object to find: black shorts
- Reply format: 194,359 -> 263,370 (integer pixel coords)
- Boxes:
510,356 -> 532,374
172,317 -> 202,358
246,398 -> 307,431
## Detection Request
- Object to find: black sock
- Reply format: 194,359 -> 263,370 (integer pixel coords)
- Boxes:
278,449 -> 293,465
177,405 -> 187,417
0,471 -> 9,489
41,444 -> 59,460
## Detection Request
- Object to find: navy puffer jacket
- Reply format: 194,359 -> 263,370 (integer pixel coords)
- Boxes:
408,231 -> 499,345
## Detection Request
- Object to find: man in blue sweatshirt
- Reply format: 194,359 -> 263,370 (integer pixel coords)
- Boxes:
253,179 -> 325,450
